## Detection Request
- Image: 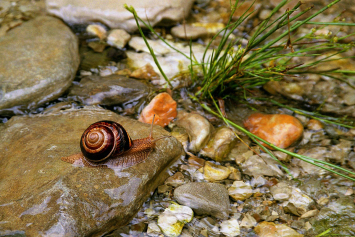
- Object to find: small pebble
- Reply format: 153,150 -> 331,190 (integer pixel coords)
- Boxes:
244,113 -> 304,149
164,172 -> 186,187
203,161 -> 231,181
228,181 -> 253,201
220,218 -> 240,237
139,92 -> 177,127
157,202 -> 193,237
174,182 -> 230,219
228,166 -> 241,180
270,182 -> 292,201
200,127 -> 237,162
187,156 -> 205,169
306,119 -> 323,130
130,63 -> 160,81
300,209 -> 319,219
86,24 -> 106,40
107,29 -> 131,49
147,221 -> 162,236
254,221 -> 303,237
176,111 -> 214,153
240,214 -> 257,228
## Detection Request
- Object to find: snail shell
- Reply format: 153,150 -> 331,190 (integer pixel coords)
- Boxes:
61,118 -> 162,169
80,121 -> 132,162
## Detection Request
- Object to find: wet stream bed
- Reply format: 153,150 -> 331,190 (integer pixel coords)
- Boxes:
1,0 -> 355,236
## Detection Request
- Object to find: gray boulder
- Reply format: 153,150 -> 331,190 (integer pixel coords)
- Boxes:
0,16 -> 79,115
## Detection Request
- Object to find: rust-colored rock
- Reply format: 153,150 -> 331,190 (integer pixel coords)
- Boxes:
139,92 -> 177,127
255,221 -> 303,237
244,113 -> 303,149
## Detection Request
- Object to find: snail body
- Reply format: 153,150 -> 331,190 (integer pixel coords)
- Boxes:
61,116 -> 163,169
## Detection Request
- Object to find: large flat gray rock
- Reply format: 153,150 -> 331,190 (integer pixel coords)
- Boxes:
0,107 -> 183,236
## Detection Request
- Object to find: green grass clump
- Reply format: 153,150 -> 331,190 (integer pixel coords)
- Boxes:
125,0 -> 355,181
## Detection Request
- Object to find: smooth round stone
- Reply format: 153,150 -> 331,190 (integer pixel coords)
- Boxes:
200,127 -> 237,162
176,111 -> 214,153
0,16 -> 79,114
243,113 -> 304,149
174,182 -> 230,219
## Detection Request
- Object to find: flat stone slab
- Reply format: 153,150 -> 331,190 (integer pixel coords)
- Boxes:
46,0 -> 194,32
0,16 -> 79,115
0,106 -> 183,236
68,75 -> 150,106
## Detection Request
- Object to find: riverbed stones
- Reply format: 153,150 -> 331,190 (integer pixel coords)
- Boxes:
0,106 -> 182,236
174,182 -> 230,219
0,16 -> 79,115
46,0 -> 194,32
244,113 -> 304,149
67,75 -> 149,106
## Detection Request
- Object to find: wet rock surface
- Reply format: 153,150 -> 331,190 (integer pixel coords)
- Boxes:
174,182 -> 230,219
1,0 -> 355,236
46,0 -> 194,32
0,15 -> 79,115
67,74 -> 150,106
310,196 -> 355,235
0,107 -> 183,236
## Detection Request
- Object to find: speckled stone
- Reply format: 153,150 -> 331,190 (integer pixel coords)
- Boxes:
174,182 -> 230,219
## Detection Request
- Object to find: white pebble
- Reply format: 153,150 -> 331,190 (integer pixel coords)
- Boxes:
157,202 -> 193,237
220,218 -> 240,237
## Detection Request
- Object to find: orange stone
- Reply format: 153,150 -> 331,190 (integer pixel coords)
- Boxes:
243,113 -> 303,149
139,92 -> 177,127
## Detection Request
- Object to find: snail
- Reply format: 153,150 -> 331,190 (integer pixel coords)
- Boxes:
61,115 -> 168,169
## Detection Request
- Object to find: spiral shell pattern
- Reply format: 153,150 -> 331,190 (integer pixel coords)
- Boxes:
80,121 -> 132,162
